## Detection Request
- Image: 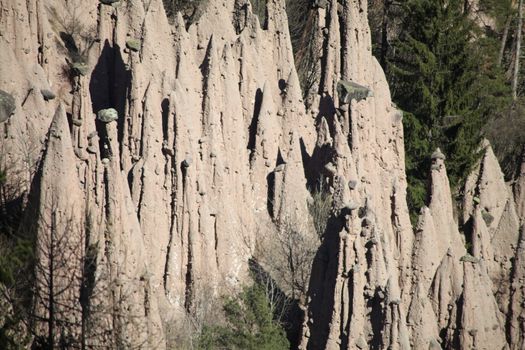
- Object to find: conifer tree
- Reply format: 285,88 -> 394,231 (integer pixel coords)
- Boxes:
388,0 -> 509,223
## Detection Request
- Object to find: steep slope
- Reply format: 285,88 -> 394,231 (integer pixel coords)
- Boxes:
0,0 -> 315,346
299,0 -> 413,348
514,145 -> 525,222
0,0 -> 524,349
462,142 -> 521,315
299,1 -> 523,350
29,105 -> 86,347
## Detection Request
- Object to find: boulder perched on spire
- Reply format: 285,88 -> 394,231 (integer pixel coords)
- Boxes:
336,80 -> 373,104
0,90 -> 15,123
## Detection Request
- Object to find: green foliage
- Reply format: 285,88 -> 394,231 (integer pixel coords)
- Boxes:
402,112 -> 431,224
0,238 -> 33,287
198,283 -> 289,350
388,0 -> 510,221
307,180 -> 332,238
0,162 -> 34,289
0,157 -> 34,349
0,232 -> 34,349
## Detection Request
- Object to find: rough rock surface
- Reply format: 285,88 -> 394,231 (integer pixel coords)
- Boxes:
509,225 -> 525,350
1,0 -> 313,346
299,1 -> 522,350
0,0 -> 523,348
298,0 -> 413,348
462,141 -> 521,314
515,145 -> 525,222
29,105 -> 85,344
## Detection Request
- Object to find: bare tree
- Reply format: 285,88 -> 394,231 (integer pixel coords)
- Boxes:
513,0 -> 523,100
47,0 -> 97,65
32,208 -> 84,349
0,230 -> 33,349
498,15 -> 512,67
163,287 -> 222,350
248,258 -> 293,324
255,215 -> 319,306
0,125 -> 41,218
15,203 -> 153,349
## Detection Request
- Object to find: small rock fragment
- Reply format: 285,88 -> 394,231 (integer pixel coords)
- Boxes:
324,162 -> 336,175
274,164 -> 286,172
343,200 -> 359,211
429,339 -> 441,350
182,158 -> 192,168
41,89 -> 56,101
0,90 -> 16,123
460,254 -> 479,263
362,217 -> 373,227
431,148 -> 446,160
126,39 -> 141,52
97,108 -> 118,123
313,0 -> 328,9
338,103 -> 349,112
356,336 -> 367,349
337,80 -> 373,104
481,209 -> 494,225
72,62 -> 89,76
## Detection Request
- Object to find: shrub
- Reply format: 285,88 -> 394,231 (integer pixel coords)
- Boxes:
48,1 -> 96,63
198,283 -> 289,350
308,181 -> 332,239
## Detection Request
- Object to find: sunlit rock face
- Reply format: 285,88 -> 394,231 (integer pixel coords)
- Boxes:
0,0 -> 523,348
298,1 -> 523,350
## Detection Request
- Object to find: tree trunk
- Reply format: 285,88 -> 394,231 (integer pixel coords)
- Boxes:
512,0 -> 523,100
379,0 -> 391,68
498,16 -> 512,67
48,227 -> 55,348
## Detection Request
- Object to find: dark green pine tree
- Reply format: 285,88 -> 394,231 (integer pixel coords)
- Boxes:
388,0 -> 509,224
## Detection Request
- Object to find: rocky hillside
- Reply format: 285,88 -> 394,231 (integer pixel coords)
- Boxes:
0,0 -> 524,349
